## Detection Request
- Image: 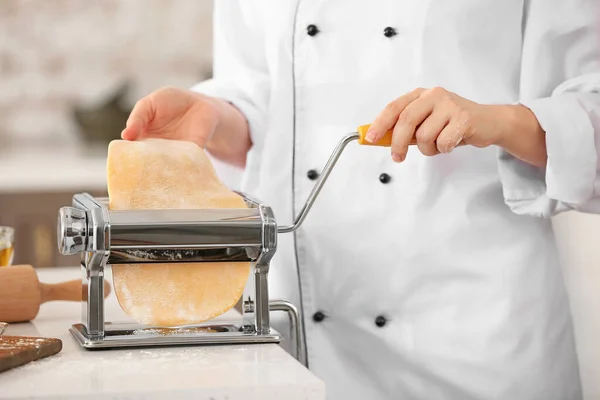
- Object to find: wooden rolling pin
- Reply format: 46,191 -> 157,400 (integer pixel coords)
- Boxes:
0,265 -> 111,323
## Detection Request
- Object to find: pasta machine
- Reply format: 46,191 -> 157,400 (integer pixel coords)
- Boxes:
57,126 -> 382,365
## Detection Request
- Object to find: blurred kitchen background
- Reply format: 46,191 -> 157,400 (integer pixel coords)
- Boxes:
0,0 -> 244,268
0,1 -> 599,399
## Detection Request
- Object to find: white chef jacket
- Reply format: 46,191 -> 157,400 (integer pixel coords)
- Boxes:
192,1 -> 600,399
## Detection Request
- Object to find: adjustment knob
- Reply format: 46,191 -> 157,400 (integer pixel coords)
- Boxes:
57,207 -> 88,255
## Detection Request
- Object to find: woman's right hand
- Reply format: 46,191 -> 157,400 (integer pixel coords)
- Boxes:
122,87 -> 252,168
121,87 -> 221,148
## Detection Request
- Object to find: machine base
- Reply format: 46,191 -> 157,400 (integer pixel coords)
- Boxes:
70,322 -> 282,349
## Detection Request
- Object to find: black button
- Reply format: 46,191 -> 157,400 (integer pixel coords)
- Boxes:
307,169 -> 319,180
379,173 -> 392,184
307,24 -> 319,36
313,311 -> 326,322
375,315 -> 387,327
383,27 -> 397,38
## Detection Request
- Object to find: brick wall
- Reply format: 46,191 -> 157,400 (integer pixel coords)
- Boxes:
0,0 -> 214,147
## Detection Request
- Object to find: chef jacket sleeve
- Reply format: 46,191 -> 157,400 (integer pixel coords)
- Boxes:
190,1 -> 269,147
498,0 -> 600,218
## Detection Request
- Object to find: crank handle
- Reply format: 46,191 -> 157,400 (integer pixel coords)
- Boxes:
356,124 -> 467,148
277,132 -> 359,233
356,124 -> 416,146
277,124 -> 465,234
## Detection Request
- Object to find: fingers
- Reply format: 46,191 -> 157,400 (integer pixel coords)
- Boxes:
370,86 -> 473,162
390,96 -> 435,162
121,96 -> 155,141
414,109 -> 450,157
436,117 -> 467,154
366,88 -> 426,143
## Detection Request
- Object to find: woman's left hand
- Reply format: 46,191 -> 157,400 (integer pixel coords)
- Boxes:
366,87 -> 537,163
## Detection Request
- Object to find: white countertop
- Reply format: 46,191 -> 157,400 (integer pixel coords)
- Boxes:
0,267 -> 325,400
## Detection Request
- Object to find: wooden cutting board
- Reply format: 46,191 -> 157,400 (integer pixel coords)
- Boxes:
0,336 -> 62,373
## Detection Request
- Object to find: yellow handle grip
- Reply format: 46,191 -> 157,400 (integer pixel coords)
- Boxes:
357,124 -> 417,147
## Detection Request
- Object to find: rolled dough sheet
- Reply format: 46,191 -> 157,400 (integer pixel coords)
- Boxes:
107,139 -> 251,327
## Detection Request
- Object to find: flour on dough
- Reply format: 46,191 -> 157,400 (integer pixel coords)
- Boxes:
107,139 -> 250,326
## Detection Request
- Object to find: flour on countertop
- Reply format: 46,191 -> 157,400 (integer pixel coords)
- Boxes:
132,327 -> 217,336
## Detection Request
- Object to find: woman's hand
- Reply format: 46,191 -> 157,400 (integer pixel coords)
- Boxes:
122,87 -> 251,168
366,87 -> 547,167
122,87 -> 220,146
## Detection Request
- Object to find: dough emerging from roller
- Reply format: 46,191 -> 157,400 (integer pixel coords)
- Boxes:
107,139 -> 250,326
